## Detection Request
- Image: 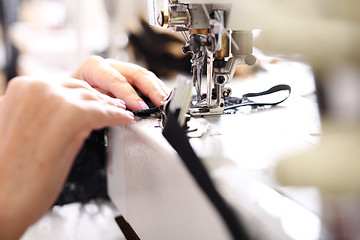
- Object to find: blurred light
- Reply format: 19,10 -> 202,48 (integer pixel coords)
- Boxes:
281,198 -> 321,240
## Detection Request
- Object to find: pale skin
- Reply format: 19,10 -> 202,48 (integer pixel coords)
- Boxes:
0,56 -> 170,240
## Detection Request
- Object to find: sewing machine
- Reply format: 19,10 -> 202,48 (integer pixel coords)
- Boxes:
107,0 -> 360,239
148,0 -> 258,116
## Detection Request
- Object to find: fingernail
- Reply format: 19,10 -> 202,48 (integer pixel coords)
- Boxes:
118,99 -> 125,105
128,111 -> 134,118
138,101 -> 149,110
115,99 -> 125,107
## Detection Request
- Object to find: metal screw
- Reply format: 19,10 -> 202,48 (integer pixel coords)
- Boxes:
223,90 -> 230,98
217,76 -> 225,84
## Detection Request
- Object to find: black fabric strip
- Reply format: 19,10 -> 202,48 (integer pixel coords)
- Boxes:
132,84 -> 291,117
132,106 -> 162,117
162,113 -> 250,240
115,216 -> 141,240
243,84 -> 291,102
224,84 -> 291,110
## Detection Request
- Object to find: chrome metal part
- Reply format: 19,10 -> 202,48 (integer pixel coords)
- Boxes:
149,1 -> 257,116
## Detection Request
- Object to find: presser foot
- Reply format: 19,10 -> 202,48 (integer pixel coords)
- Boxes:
189,105 -> 224,117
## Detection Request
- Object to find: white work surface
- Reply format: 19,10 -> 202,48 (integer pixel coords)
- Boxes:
21,59 -> 325,240
107,60 -> 327,239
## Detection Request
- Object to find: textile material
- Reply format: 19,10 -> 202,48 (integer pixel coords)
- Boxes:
54,129 -> 109,206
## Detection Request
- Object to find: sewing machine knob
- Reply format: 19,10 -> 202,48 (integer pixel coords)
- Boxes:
245,55 -> 257,66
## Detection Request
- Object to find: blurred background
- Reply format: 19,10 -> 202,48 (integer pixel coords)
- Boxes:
0,0 -> 193,85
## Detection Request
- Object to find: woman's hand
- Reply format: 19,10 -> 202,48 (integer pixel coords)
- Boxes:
0,76 -> 134,240
71,56 -> 170,111
0,56 -> 170,239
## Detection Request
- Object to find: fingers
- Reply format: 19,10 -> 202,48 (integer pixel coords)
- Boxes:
62,78 -> 134,127
63,79 -> 126,109
106,59 -> 171,106
71,56 -> 143,110
6,76 -> 132,129
71,56 -> 170,111
85,102 -> 134,129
